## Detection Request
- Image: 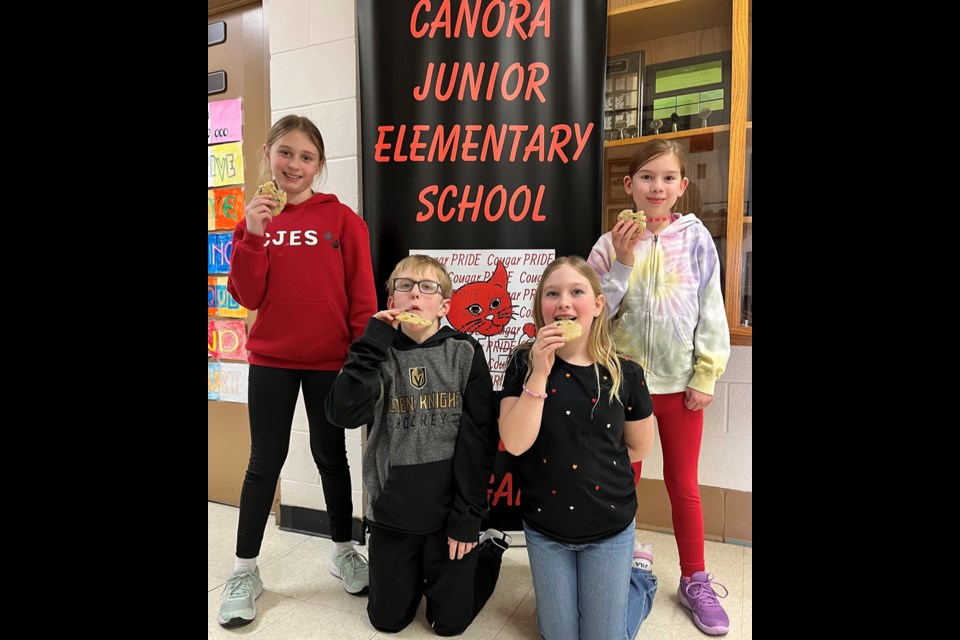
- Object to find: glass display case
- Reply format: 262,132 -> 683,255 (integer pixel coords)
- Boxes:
604,52 -> 644,141
603,0 -> 752,345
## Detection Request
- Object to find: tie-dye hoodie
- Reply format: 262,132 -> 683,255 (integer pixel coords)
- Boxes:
588,213 -> 729,395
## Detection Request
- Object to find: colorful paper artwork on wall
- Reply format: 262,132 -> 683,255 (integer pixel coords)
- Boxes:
209,99 -> 246,402
215,276 -> 245,317
208,98 -> 243,144
208,232 -> 233,274
208,277 -> 245,317
210,187 -> 245,230
208,141 -> 245,187
208,362 -> 249,403
411,248 -> 555,390
208,277 -> 217,315
208,319 -> 248,361
208,190 -> 216,231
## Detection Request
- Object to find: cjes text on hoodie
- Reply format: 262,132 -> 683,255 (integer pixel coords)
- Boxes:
226,192 -> 378,371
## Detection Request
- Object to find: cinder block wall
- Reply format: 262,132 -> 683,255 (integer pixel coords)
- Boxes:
271,0 -> 365,521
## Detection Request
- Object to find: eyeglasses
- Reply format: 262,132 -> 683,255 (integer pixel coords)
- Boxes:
393,278 -> 443,295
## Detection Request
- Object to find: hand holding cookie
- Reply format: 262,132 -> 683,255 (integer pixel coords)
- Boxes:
612,209 -> 646,266
531,323 -> 565,375
243,180 -> 287,237
256,180 -> 287,216
243,196 -> 275,236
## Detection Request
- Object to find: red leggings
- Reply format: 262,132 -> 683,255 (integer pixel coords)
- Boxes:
631,392 -> 704,577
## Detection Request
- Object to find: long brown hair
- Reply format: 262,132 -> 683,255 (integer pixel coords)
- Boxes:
513,256 -> 624,404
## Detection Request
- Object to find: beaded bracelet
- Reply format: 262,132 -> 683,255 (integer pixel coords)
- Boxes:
522,384 -> 548,399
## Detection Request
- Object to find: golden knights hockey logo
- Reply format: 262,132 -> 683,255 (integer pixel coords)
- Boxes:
409,367 -> 427,389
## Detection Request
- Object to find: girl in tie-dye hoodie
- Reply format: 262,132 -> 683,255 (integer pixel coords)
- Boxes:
588,140 -> 732,636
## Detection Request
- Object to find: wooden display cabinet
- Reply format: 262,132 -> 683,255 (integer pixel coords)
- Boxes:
604,0 -> 752,345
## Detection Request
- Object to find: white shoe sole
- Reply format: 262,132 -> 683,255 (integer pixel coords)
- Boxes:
218,583 -> 263,627
677,586 -> 729,635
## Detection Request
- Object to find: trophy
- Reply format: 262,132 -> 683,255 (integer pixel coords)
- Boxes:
650,118 -> 663,135
698,107 -> 712,128
670,112 -> 679,133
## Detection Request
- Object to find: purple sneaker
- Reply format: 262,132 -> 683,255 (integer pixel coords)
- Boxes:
678,571 -> 730,635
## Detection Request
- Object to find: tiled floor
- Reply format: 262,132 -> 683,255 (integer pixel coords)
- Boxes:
208,502 -> 751,639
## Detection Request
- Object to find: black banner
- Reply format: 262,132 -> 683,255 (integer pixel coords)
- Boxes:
358,0 -> 608,533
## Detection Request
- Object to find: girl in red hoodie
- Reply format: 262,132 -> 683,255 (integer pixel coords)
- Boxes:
218,116 -> 377,627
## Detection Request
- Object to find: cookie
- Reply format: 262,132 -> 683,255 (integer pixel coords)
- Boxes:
396,312 -> 432,327
617,208 -> 647,239
256,180 -> 287,216
554,319 -> 583,342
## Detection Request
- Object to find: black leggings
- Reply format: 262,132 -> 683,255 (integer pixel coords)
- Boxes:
235,365 -> 354,558
367,525 -> 505,636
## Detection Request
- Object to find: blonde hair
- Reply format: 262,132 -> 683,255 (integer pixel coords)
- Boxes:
514,256 -> 625,404
386,255 -> 453,299
260,115 -> 327,188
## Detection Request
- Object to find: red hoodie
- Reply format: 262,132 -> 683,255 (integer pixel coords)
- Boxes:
227,192 -> 377,370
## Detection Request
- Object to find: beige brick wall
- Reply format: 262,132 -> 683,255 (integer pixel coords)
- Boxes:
271,0 -> 365,518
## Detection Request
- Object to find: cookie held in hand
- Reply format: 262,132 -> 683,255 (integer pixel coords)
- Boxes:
554,319 -> 583,342
256,180 -> 288,216
396,312 -> 432,327
617,209 -> 647,239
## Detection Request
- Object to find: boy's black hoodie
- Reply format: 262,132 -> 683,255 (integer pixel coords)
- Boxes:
326,318 -> 498,542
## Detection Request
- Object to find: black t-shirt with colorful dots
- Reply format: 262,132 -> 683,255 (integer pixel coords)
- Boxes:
500,352 -> 653,543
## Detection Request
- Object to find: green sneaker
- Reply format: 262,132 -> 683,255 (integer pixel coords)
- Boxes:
217,568 -> 263,628
330,548 -> 369,595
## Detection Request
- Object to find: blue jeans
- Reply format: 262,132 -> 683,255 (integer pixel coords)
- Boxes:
524,521 -> 658,640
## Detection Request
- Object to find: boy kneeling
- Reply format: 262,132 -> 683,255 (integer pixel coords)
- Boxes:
326,255 -> 508,635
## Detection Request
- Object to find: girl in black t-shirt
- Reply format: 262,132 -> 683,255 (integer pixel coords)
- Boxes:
499,256 -> 658,639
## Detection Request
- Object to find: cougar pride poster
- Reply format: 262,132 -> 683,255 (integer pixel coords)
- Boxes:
411,248 -> 554,390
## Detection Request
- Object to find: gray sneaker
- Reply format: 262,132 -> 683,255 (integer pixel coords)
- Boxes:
330,548 -> 369,595
479,528 -> 512,550
217,567 -> 263,628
